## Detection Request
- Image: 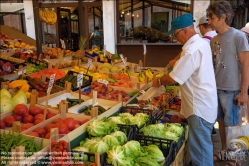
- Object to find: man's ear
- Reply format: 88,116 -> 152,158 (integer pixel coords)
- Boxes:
221,14 -> 226,21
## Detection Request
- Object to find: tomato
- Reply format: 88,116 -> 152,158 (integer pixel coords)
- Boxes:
45,123 -> 57,133
34,114 -> 44,121
45,133 -> 50,139
29,106 -> 42,115
4,116 -> 15,127
14,104 -> 28,115
0,120 -> 6,129
59,140 -> 68,150
27,132 -> 39,137
53,118 -> 63,124
33,127 -> 46,137
13,114 -> 23,121
51,141 -> 58,149
81,119 -> 90,125
23,115 -> 34,123
34,119 -> 43,125
21,123 -> 34,131
46,113 -> 56,119
63,118 -> 75,131
56,123 -> 69,134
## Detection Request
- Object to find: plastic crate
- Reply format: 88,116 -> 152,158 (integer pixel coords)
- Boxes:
56,71 -> 92,91
135,133 -> 175,166
153,120 -> 187,161
71,125 -> 135,166
25,57 -> 48,67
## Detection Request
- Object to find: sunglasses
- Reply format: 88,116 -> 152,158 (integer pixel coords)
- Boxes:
172,29 -> 183,39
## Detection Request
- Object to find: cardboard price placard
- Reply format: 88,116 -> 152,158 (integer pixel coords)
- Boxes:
88,58 -> 93,68
143,44 -> 147,54
119,54 -> 127,66
60,39 -> 66,49
47,74 -> 56,93
77,73 -> 83,88
97,78 -> 108,86
140,90 -> 146,94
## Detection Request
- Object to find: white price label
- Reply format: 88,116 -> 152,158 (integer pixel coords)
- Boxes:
140,90 -> 145,94
60,39 -> 66,49
104,45 -> 106,57
119,54 -> 127,66
77,73 -> 83,88
97,78 -> 109,86
47,74 -> 56,93
143,44 -> 146,54
87,58 -> 93,68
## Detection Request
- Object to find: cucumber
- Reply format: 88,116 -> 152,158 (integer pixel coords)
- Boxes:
93,105 -> 107,113
78,105 -> 88,113
66,98 -> 84,103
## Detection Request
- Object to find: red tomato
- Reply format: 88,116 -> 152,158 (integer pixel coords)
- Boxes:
27,132 -> 39,137
0,120 -> 6,129
81,119 -> 90,125
46,113 -> 56,119
34,119 -> 43,125
56,123 -> 69,134
23,115 -> 34,123
53,118 -> 63,124
33,127 -> 46,137
13,114 -> 23,121
34,114 -> 44,121
29,106 -> 42,115
14,104 -> 28,115
4,116 -> 15,127
21,123 -> 34,131
63,118 -> 75,131
45,133 -> 50,139
45,123 -> 57,133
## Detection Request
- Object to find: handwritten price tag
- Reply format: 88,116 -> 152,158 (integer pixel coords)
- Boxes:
60,39 -> 66,49
77,73 -> 83,88
88,58 -> 93,68
143,44 -> 146,54
47,74 -> 56,93
119,54 -> 127,66
97,78 -> 109,86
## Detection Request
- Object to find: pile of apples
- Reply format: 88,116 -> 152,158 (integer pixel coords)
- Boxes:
26,118 -> 90,138
0,32 -> 10,40
0,104 -> 56,130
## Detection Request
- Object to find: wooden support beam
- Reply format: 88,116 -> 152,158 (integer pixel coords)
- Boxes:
32,0 -> 43,56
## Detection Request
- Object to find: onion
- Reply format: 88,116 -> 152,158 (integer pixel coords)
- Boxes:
2,62 -> 15,73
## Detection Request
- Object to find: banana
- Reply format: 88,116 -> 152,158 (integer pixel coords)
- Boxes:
145,69 -> 153,79
147,69 -> 154,77
156,72 -> 164,78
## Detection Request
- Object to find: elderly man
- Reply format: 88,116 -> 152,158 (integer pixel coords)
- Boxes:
153,13 -> 218,166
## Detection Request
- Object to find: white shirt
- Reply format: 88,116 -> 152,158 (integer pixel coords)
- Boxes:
169,34 -> 218,123
202,30 -> 217,43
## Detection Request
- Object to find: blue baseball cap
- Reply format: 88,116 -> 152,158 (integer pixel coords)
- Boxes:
166,13 -> 195,36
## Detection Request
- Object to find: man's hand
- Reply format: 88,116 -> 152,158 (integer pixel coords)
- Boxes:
235,91 -> 248,107
152,78 -> 160,87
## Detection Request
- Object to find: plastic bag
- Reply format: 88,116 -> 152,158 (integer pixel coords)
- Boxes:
136,85 -> 166,101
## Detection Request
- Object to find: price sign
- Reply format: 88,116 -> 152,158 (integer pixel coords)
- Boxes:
87,58 -> 93,68
97,78 -> 109,86
47,74 -> 56,93
60,39 -> 66,49
77,73 -> 83,88
119,54 -> 127,66
140,90 -> 146,94
104,45 -> 106,57
143,44 -> 146,54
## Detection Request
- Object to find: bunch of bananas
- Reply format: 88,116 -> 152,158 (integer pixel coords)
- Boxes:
156,72 -> 164,78
137,72 -> 146,82
121,68 -> 132,76
145,68 -> 154,80
39,8 -> 57,25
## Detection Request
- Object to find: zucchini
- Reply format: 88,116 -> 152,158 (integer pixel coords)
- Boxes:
66,98 -> 84,103
93,105 -> 107,113
78,105 -> 88,113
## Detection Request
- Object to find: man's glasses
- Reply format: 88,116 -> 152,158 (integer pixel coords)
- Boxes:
172,29 -> 183,39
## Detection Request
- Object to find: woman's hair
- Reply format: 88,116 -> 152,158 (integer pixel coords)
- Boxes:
207,0 -> 234,25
